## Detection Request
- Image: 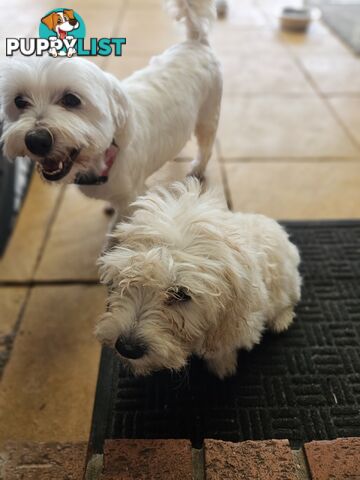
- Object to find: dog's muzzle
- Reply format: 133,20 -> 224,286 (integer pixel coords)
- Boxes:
25,128 -> 53,156
40,148 -> 80,182
115,335 -> 148,360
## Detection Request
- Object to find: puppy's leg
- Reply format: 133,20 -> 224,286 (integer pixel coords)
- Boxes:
189,80 -> 222,180
268,306 -> 295,333
102,187 -> 146,253
205,349 -> 238,379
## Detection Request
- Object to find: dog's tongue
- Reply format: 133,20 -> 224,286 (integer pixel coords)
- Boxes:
42,158 -> 60,172
100,144 -> 118,177
59,29 -> 66,40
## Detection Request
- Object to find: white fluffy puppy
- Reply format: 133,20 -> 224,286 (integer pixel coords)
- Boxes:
0,0 -> 221,216
96,179 -> 301,379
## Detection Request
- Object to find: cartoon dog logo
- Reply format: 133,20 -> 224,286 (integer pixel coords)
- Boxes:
41,9 -> 79,57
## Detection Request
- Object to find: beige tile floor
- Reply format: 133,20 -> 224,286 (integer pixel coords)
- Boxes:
1,0 -> 360,446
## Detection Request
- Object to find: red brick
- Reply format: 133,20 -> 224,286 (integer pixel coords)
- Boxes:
304,438 -> 360,480
101,439 -> 192,480
1,442 -> 87,479
204,439 -> 298,480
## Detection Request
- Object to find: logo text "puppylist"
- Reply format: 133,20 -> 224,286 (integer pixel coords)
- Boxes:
6,8 -> 126,58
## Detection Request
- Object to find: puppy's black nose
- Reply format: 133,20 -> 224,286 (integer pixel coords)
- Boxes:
25,129 -> 53,156
115,336 -> 147,360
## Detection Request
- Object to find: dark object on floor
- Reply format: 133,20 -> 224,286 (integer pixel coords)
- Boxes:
308,1 -> 360,54
104,204 -> 115,216
89,221 -> 360,453
0,125 -> 33,257
280,7 -> 312,32
216,0 -> 228,18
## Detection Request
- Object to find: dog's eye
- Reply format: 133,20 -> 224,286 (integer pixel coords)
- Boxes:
165,287 -> 191,306
14,96 -> 30,110
57,17 -> 62,24
61,93 -> 81,108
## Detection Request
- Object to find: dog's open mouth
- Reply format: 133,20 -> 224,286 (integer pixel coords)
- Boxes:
58,29 -> 67,40
41,149 -> 80,181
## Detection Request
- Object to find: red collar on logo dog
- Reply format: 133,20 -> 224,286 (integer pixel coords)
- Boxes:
74,142 -> 118,186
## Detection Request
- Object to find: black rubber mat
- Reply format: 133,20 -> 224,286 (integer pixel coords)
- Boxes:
90,221 -> 360,452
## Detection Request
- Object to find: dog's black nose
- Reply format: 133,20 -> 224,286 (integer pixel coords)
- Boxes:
115,336 -> 147,360
25,129 -> 53,156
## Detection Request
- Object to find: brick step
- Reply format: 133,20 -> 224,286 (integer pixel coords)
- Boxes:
98,438 -> 360,480
0,442 -> 87,479
2,438 -> 359,479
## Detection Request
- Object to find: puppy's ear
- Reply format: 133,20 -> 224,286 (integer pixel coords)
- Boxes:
64,9 -> 75,19
97,243 -> 130,288
105,72 -> 134,148
41,12 -> 58,31
97,247 -> 118,288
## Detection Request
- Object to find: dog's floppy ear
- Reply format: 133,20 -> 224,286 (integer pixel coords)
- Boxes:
41,12 -> 58,31
64,9 -> 75,20
105,72 -> 134,148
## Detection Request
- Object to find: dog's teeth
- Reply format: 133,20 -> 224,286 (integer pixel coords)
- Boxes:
59,161 -> 64,170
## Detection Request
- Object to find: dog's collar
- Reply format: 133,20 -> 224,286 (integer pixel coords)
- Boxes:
74,142 -> 118,186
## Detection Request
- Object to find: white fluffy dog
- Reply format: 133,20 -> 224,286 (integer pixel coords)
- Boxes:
96,179 -> 301,379
0,0 -> 222,217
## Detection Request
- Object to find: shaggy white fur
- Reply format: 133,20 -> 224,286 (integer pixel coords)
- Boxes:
0,0 -> 222,217
96,179 -> 301,379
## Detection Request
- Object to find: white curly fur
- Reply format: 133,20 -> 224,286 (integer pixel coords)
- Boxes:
0,0 -> 221,218
95,179 -> 302,379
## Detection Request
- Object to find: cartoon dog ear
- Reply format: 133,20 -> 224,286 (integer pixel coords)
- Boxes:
41,12 -> 58,31
63,9 -> 75,20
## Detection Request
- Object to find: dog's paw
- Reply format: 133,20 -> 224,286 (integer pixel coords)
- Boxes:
206,350 -> 238,379
270,307 -> 295,333
48,48 -> 58,57
67,47 -> 76,58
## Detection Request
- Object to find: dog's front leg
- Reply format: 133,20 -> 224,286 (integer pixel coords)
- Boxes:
205,349 -> 238,379
102,208 -> 127,253
102,194 -> 142,253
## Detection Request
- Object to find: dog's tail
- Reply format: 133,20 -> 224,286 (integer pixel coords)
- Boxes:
166,0 -> 216,44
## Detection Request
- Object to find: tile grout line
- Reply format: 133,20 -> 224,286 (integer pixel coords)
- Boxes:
221,157 -> 360,163
251,0 -> 273,28
293,448 -> 312,480
192,448 -> 205,480
254,0 -> 360,156
102,0 -> 129,71
291,55 -> 360,153
0,279 -> 100,287
0,286 -> 33,380
280,41 -> 360,156
30,184 -> 67,279
220,92 -> 360,98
